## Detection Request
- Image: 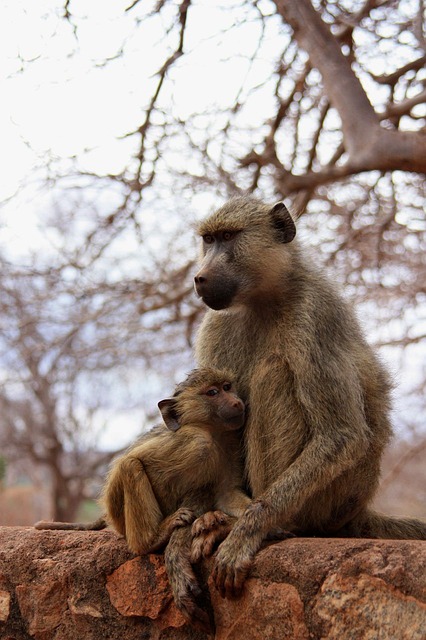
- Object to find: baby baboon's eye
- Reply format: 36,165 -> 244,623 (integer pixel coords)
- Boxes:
203,234 -> 215,244
206,388 -> 219,397
222,383 -> 232,391
223,231 -> 235,241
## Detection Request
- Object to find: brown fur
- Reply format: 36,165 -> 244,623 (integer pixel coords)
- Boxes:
193,196 -> 426,597
102,367 -> 251,558
37,368 -> 250,553
35,367 -> 253,633
34,517 -> 107,532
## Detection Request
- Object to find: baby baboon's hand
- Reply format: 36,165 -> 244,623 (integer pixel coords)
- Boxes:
191,511 -> 235,563
170,507 -> 197,528
192,510 -> 231,536
145,508 -> 196,554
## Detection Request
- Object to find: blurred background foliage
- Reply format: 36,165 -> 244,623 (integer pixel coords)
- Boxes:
0,0 -> 425,523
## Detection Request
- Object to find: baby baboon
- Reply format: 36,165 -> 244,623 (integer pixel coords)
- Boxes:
193,196 -> 426,598
103,367 -> 251,556
36,368 -> 250,549
35,367 -> 251,629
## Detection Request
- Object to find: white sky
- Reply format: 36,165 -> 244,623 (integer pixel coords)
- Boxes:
0,1 -> 275,199
0,0 -> 277,255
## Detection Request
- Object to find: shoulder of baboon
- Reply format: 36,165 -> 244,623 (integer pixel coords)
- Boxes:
130,422 -> 215,455
124,425 -> 170,456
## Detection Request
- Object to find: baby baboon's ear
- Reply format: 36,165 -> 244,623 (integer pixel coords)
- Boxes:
270,202 -> 296,244
158,399 -> 180,431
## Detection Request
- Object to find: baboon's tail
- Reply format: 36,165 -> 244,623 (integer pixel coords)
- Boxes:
34,517 -> 107,531
346,509 -> 426,540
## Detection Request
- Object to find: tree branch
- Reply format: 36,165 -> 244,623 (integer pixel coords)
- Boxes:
272,0 -> 426,192
273,0 -> 379,156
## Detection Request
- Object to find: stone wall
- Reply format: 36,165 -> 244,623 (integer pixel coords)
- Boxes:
0,526 -> 425,639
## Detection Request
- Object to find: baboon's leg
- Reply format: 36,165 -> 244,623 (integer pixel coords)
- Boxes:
165,526 -> 213,634
106,456 -> 163,554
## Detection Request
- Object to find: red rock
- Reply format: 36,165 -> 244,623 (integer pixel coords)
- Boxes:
16,580 -> 68,636
0,527 -> 424,640
0,589 -> 11,622
106,554 -> 187,629
314,572 -> 426,640
212,578 -> 310,640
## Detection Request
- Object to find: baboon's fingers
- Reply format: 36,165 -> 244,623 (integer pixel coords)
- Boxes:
192,510 -> 230,536
213,557 -> 251,599
190,535 -> 205,564
190,523 -> 233,563
172,507 -> 196,527
190,531 -> 219,563
212,540 -> 253,599
200,529 -> 227,558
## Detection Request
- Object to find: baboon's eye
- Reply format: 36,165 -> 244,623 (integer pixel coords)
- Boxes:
206,388 -> 219,397
203,234 -> 214,244
223,231 -> 235,241
222,383 -> 232,391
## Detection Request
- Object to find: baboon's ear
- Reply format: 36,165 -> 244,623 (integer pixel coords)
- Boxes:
158,398 -> 180,431
270,202 -> 296,244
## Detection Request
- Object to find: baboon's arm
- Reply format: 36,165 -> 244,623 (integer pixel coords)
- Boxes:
165,526 -> 214,634
212,354 -> 371,597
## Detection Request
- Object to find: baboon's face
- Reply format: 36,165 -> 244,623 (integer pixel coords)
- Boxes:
194,198 -> 296,310
159,369 -> 246,431
200,378 -> 246,429
194,229 -> 242,310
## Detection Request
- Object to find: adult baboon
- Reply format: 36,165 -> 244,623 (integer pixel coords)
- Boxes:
193,196 -> 426,598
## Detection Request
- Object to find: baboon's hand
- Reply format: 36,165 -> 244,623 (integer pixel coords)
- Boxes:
176,587 -> 213,635
170,507 -> 196,528
192,510 -> 230,536
145,508 -> 197,554
190,511 -> 235,563
211,533 -> 254,598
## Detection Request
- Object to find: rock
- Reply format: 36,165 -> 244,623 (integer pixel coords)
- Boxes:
106,554 -> 187,629
0,526 -> 425,639
211,578 -> 310,640
0,589 -> 11,622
